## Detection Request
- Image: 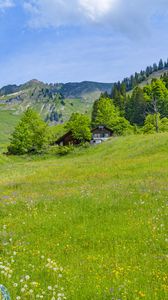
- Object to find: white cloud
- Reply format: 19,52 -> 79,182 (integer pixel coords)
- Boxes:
22,0 -> 168,36
78,0 -> 118,21
0,0 -> 14,10
23,0 -> 120,28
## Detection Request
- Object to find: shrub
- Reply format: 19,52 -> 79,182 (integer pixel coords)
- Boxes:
56,145 -> 74,156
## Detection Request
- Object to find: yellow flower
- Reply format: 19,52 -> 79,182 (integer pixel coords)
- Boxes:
138,291 -> 145,297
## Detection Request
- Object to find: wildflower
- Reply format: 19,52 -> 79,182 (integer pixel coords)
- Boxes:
139,291 -> 146,297
23,284 -> 28,289
13,283 -> 18,287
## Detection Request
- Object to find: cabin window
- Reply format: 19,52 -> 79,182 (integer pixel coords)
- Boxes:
93,134 -> 101,138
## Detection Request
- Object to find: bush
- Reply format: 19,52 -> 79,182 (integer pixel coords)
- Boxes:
56,145 -> 74,156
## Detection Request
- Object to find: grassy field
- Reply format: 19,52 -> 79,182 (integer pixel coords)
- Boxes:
0,133 -> 168,299
0,111 -> 20,151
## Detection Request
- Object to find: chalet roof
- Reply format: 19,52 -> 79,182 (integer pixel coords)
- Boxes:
91,125 -> 113,133
56,130 -> 73,143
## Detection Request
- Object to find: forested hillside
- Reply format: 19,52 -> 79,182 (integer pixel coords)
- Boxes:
1,58 -> 168,133
108,72 -> 168,132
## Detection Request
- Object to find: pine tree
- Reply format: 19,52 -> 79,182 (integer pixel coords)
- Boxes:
158,59 -> 164,70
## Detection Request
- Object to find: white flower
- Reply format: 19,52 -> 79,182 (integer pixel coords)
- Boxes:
24,284 -> 28,289
13,283 -> 18,287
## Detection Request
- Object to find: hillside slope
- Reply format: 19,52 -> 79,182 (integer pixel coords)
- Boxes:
0,80 -> 113,123
0,133 -> 167,299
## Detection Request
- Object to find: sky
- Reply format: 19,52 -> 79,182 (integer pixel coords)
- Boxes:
0,0 -> 168,87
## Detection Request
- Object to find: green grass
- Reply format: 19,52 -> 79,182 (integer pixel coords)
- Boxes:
0,134 -> 168,299
0,111 -> 21,151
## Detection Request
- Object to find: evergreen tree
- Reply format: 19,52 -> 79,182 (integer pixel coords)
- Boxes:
153,63 -> 158,72
125,87 -> 147,125
158,59 -> 164,70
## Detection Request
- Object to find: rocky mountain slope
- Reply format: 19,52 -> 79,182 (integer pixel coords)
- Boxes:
0,79 -> 113,123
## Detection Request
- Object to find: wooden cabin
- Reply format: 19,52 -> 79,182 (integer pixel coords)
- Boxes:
56,125 -> 113,146
91,125 -> 113,144
56,130 -> 80,146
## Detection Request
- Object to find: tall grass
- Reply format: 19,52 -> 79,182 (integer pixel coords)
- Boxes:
0,134 -> 168,299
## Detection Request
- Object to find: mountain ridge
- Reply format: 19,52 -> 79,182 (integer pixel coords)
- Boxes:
0,80 -> 113,123
0,80 -> 113,98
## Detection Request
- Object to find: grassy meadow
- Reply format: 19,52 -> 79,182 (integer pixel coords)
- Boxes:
0,111 -> 20,152
0,131 -> 168,299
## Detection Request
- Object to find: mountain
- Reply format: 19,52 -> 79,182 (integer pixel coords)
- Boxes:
1,58 -> 168,124
0,80 -> 113,98
0,80 -> 113,123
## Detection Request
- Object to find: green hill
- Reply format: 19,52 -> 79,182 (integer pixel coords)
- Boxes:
0,110 -> 20,151
0,133 -> 167,299
127,68 -> 168,95
0,79 -> 113,124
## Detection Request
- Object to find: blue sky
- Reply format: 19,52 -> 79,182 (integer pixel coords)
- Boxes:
0,0 -> 168,86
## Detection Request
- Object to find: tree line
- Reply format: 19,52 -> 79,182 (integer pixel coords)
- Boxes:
114,58 -> 168,92
7,71 -> 168,155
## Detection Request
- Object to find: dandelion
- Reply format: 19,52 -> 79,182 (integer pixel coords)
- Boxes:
13,283 -> 18,287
